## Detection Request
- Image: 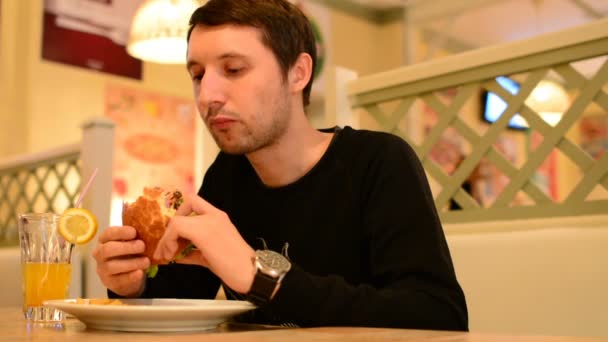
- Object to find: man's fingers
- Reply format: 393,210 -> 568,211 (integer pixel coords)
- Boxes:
154,218 -> 179,261
175,193 -> 198,216
157,236 -> 179,262
128,269 -> 145,286
175,197 -> 194,216
98,226 -> 137,243
166,216 -> 203,242
94,226 -> 149,298
155,216 -> 207,261
100,256 -> 150,277
98,240 -> 146,260
110,270 -> 145,296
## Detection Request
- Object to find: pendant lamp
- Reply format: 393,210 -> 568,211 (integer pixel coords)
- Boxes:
127,0 -> 201,64
525,80 -> 570,127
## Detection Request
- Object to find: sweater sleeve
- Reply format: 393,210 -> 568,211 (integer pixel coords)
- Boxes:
264,135 -> 468,330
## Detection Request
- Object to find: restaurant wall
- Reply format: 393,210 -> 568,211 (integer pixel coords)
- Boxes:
0,0 -> 406,168
306,7 -> 405,129
1,0 -> 591,202
330,11 -> 404,76
0,0 -> 29,157
329,11 -> 408,131
0,0 -> 218,170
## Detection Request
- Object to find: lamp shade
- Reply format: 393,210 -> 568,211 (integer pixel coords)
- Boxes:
525,80 -> 570,127
127,0 -> 201,64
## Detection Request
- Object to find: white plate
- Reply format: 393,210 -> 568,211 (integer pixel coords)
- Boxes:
43,298 -> 256,332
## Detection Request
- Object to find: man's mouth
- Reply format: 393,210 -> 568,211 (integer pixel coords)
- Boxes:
208,116 -> 237,130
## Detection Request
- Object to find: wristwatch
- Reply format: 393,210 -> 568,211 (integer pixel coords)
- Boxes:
246,249 -> 292,306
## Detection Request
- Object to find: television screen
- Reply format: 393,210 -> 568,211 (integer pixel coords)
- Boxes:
482,76 -> 529,130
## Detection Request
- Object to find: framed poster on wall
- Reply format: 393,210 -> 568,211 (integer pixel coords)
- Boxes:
105,84 -> 198,224
580,114 -> 608,160
42,0 -> 144,79
530,131 -> 559,200
422,88 -> 465,176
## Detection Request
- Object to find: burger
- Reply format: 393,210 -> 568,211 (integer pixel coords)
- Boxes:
122,186 -> 194,278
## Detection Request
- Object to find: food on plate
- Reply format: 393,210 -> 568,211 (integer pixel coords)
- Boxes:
122,187 -> 194,278
76,298 -> 124,305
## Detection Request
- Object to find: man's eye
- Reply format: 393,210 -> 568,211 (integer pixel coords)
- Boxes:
226,67 -> 243,75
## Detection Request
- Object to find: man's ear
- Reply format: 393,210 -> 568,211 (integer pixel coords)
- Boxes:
288,53 -> 313,93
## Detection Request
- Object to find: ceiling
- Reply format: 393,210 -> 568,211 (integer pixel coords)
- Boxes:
322,0 -> 608,51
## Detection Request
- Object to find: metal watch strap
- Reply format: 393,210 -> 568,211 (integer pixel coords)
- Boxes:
246,271 -> 278,306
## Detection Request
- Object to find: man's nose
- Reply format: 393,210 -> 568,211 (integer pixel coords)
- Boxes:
197,72 -> 226,111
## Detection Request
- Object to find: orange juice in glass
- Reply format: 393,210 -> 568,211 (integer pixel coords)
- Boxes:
18,213 -> 73,322
22,263 -> 72,308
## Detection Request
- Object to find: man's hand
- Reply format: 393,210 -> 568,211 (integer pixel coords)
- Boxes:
92,226 -> 150,297
154,194 -> 256,294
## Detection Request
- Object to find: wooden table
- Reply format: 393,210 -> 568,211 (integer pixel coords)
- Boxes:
0,308 -> 602,341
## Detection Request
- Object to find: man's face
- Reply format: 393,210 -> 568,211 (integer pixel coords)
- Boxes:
187,24 -> 292,155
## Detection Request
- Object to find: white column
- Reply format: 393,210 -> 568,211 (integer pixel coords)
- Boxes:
324,66 -> 359,129
80,117 -> 115,298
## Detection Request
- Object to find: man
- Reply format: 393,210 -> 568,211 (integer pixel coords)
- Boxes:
93,0 -> 468,330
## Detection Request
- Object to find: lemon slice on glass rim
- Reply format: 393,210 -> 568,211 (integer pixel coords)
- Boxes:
58,208 -> 99,244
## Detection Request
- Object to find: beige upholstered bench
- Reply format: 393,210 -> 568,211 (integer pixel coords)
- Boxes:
446,216 -> 608,338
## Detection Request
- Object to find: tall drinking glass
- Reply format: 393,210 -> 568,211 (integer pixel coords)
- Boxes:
18,213 -> 73,322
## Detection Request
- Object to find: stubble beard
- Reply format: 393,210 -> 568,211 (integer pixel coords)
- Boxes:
209,92 -> 291,155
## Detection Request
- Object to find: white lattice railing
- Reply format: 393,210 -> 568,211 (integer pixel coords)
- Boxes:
331,18 -> 608,223
0,144 -> 81,245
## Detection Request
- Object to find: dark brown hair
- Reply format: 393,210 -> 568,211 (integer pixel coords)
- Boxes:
187,0 -> 317,106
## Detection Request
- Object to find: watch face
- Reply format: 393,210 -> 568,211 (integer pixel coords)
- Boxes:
256,250 -> 291,276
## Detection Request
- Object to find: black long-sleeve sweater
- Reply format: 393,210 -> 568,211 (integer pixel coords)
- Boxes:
112,126 -> 468,330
